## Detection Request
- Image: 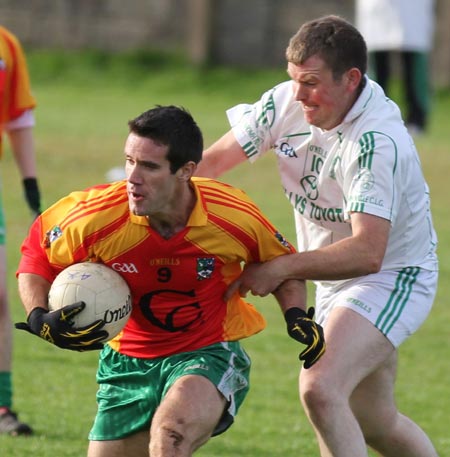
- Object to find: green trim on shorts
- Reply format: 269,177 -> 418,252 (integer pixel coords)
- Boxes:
89,342 -> 251,441
376,267 -> 420,335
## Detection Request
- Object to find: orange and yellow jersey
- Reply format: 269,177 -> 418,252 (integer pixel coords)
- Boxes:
0,26 -> 36,155
18,178 -> 296,359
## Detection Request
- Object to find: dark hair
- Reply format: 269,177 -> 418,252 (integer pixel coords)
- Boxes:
128,105 -> 203,174
286,15 -> 367,80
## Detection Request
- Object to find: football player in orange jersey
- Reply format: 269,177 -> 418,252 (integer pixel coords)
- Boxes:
16,105 -> 324,456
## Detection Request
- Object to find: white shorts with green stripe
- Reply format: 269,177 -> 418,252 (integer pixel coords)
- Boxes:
314,267 -> 438,347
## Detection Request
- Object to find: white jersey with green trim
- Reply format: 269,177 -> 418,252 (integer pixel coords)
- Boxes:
227,77 -> 437,273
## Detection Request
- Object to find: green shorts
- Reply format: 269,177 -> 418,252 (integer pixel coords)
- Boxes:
89,342 -> 251,441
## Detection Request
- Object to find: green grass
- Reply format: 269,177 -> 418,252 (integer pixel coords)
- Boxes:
1,50 -> 449,456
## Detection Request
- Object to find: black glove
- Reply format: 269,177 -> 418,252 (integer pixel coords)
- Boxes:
23,177 -> 42,218
284,307 -> 326,369
15,302 -> 108,351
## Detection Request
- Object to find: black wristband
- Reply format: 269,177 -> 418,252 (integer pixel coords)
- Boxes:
23,177 -> 41,214
284,307 -> 307,323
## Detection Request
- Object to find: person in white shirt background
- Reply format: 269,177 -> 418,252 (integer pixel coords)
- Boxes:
355,0 -> 435,135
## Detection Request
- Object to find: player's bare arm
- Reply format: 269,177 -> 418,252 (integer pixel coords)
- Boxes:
287,211 -> 391,280
7,126 -> 38,178
272,278 -> 307,314
195,130 -> 246,178
226,212 -> 391,298
17,272 -> 51,315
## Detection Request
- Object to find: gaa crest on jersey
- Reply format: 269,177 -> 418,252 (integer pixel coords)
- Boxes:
353,167 -> 375,193
275,231 -> 290,248
44,225 -> 63,247
197,257 -> 215,280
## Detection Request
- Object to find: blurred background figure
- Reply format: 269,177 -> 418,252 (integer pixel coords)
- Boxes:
356,0 -> 436,135
0,24 -> 42,436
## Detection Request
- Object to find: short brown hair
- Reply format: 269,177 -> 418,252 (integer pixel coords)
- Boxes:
128,105 -> 203,174
286,15 -> 367,80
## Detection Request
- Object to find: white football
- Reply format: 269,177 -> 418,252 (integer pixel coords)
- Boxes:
48,262 -> 132,342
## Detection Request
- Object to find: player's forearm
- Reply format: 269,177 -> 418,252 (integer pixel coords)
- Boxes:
285,214 -> 389,281
276,236 -> 384,282
17,273 -> 51,316
7,127 -> 38,178
273,279 -> 307,314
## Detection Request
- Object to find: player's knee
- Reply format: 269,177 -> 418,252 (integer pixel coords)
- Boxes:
300,374 -> 339,421
150,419 -> 188,454
152,415 -> 215,455
158,423 -> 185,445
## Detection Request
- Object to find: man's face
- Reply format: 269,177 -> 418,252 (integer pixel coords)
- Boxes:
125,133 -> 178,216
287,55 -> 359,130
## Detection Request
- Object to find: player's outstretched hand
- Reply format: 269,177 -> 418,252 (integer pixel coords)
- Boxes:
284,307 -> 326,369
15,302 -> 108,351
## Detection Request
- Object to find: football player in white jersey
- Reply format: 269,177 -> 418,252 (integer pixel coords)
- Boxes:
196,15 -> 438,457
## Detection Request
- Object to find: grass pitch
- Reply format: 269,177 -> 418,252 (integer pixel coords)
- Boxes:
1,50 -> 449,456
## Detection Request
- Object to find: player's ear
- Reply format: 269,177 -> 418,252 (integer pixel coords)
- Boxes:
176,161 -> 196,181
345,67 -> 362,92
